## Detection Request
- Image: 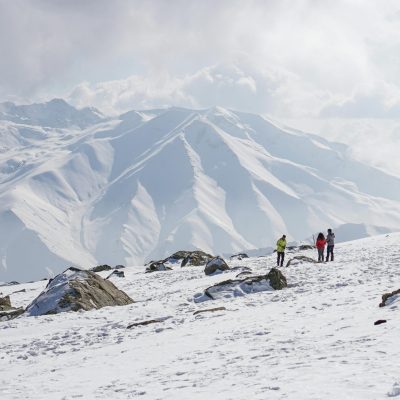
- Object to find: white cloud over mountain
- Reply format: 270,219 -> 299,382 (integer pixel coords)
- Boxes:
2,1 -> 400,119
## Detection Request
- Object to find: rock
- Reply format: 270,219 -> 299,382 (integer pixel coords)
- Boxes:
298,244 -> 315,251
106,270 -> 125,279
114,265 -> 125,269
0,295 -> 11,308
267,268 -> 288,290
0,295 -> 24,321
379,289 -> 400,307
204,256 -> 230,275
230,253 -> 249,261
145,261 -> 172,273
91,264 -> 112,273
193,306 -> 226,315
374,319 -> 387,325
25,267 -> 133,316
181,250 -> 213,267
286,255 -> 317,267
127,316 -> 171,329
194,268 -> 287,302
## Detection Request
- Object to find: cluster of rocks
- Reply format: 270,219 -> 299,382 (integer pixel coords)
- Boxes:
90,264 -> 125,273
146,250 -> 214,273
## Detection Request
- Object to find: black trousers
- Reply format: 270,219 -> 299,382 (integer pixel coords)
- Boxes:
326,245 -> 334,261
277,251 -> 284,267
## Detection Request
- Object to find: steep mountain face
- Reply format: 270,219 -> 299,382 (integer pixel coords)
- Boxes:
1,102 -> 400,281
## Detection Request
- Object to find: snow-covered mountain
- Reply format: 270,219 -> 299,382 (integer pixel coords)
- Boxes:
1,101 -> 400,282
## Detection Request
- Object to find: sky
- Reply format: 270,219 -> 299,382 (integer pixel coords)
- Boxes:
1,0 -> 400,120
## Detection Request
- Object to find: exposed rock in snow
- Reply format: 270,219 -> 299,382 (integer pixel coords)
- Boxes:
193,306 -> 227,315
91,265 -> 113,273
286,255 -> 317,267
230,253 -> 249,260
106,270 -> 125,279
204,256 -> 230,275
379,289 -> 400,307
25,267 -> 133,316
0,295 -> 24,321
145,261 -> 172,273
194,267 -> 287,302
181,251 -> 213,267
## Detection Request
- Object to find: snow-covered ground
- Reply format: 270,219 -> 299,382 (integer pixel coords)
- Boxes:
0,233 -> 399,399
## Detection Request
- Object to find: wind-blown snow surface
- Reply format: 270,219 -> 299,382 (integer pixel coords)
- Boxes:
1,100 -> 400,281
0,234 -> 399,399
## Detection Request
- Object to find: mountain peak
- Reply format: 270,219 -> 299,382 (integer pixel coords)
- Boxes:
0,98 -> 104,129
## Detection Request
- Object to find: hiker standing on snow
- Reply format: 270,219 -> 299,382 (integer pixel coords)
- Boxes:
276,235 -> 287,267
316,232 -> 326,263
326,228 -> 335,261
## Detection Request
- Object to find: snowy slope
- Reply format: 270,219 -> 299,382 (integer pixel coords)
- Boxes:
1,102 -> 400,281
0,233 -> 399,399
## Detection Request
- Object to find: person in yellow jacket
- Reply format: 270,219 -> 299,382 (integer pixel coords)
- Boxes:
276,235 -> 287,267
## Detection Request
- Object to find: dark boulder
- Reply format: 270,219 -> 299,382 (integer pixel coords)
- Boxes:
25,267 -> 133,316
91,264 -> 112,273
114,265 -> 125,270
379,289 -> 400,307
145,261 -> 172,273
204,256 -> 230,275
181,250 -> 213,267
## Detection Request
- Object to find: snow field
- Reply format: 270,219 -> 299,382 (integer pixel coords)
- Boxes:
0,233 -> 399,399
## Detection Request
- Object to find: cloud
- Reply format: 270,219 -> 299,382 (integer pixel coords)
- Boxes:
2,0 -> 400,118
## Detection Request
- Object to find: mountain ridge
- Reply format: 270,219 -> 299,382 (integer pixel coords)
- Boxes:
1,100 -> 400,281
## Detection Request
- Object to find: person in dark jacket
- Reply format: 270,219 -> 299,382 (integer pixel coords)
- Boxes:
326,229 -> 335,261
276,235 -> 287,267
316,232 -> 326,262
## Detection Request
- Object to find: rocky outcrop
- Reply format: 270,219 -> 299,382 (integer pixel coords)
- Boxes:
145,261 -> 172,273
379,289 -> 400,307
194,268 -> 287,302
204,257 -> 230,275
286,255 -> 317,267
0,295 -> 24,321
91,264 -> 112,273
25,267 -> 133,316
181,251 -> 213,267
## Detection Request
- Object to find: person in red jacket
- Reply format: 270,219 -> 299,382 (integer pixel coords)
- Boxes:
316,232 -> 326,262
